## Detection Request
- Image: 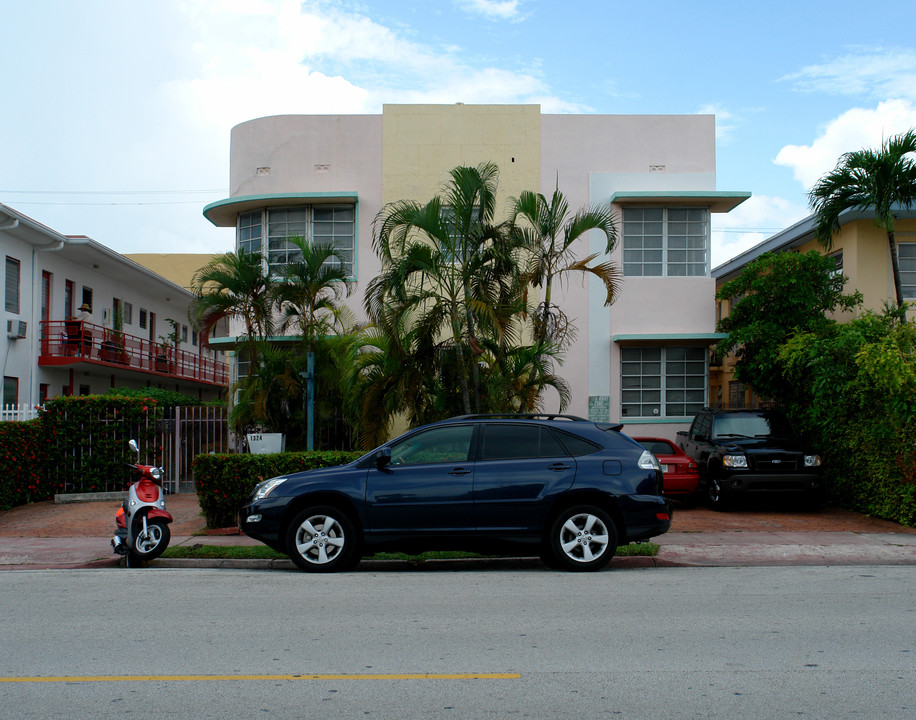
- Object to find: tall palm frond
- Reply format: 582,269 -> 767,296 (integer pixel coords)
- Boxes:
809,129 -> 916,311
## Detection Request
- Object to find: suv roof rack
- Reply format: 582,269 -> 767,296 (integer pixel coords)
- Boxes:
448,413 -> 589,422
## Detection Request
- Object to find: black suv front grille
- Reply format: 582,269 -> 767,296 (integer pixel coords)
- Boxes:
753,455 -> 798,472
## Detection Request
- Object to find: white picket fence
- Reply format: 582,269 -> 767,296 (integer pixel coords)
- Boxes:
0,403 -> 40,422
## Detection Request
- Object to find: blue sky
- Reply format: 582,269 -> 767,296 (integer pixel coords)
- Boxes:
3,0 -> 916,266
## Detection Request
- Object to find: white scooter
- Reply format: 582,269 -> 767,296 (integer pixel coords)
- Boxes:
111,439 -> 173,567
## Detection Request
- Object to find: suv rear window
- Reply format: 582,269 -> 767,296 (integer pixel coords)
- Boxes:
479,424 -> 569,460
554,430 -> 600,457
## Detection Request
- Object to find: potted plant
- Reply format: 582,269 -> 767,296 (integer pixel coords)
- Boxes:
155,319 -> 180,373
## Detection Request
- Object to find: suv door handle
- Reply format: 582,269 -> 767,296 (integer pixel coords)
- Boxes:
548,463 -> 572,472
449,467 -> 472,476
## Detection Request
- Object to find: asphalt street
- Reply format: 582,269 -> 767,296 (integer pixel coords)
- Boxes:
0,565 -> 913,719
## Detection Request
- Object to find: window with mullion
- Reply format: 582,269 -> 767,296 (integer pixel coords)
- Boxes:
622,207 -> 709,277
238,211 -> 262,255
899,243 -> 916,299
621,346 -> 707,418
238,206 -> 356,277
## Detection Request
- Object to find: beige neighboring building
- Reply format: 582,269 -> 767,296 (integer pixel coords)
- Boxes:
125,254 -> 217,292
711,209 -> 916,409
203,104 -> 749,439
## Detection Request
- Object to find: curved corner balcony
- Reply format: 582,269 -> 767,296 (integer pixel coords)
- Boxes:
39,320 -> 228,387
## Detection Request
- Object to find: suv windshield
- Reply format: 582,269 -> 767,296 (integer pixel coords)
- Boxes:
712,413 -> 795,439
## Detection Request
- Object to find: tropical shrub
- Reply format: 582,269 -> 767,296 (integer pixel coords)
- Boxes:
0,419 -> 50,509
193,450 -> 361,528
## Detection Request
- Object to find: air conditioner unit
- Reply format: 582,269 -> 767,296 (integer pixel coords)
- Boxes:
6,320 -> 26,339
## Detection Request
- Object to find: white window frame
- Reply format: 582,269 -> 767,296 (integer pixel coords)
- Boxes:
898,242 -> 916,299
622,207 -> 710,277
237,205 -> 356,277
620,346 -> 707,419
5,256 -> 20,313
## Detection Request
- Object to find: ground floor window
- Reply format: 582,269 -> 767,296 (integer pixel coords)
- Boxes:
620,346 -> 706,418
2,376 -> 18,405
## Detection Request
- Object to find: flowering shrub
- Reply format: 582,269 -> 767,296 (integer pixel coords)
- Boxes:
193,451 -> 361,528
0,419 -> 51,509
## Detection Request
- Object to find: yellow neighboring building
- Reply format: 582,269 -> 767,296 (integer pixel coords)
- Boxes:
711,209 -> 916,408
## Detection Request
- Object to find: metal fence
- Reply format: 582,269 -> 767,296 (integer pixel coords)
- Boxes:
40,405 -> 231,494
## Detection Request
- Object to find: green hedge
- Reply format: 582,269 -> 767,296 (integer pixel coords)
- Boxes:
0,419 -> 52,509
193,450 -> 362,528
41,396 -> 163,493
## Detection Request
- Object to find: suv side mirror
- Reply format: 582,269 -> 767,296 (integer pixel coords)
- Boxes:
376,447 -> 392,469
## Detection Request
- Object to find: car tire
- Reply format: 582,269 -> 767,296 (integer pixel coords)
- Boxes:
706,479 -> 730,511
545,505 -> 617,572
286,506 -> 360,573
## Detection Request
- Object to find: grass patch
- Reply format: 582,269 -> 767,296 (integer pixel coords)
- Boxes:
161,542 -> 659,561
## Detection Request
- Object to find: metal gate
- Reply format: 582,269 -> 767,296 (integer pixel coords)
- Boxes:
156,406 -> 231,493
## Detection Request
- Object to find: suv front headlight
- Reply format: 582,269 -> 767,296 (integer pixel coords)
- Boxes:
253,477 -> 287,501
722,454 -> 748,469
804,455 -> 822,467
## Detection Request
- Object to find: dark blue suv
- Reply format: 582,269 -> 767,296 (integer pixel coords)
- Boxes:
240,414 -> 671,572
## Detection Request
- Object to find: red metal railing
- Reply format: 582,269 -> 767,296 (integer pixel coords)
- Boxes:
39,320 -> 228,386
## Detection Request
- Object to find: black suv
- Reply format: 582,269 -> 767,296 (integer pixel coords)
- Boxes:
240,414 -> 671,572
677,408 -> 823,509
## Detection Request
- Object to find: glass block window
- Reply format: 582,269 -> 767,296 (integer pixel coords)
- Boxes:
621,346 -> 707,418
238,211 -> 262,255
622,207 -> 709,277
899,243 -> 916,299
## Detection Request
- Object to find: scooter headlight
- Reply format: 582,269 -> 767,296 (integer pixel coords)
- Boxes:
254,477 -> 287,501
149,467 -> 162,481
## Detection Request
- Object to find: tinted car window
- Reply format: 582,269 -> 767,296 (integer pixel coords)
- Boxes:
639,440 -> 675,455
713,413 -> 796,439
390,425 -> 473,465
554,430 -> 600,457
479,424 -> 568,460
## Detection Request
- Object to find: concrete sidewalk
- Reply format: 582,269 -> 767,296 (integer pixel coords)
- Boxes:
2,493 -> 915,570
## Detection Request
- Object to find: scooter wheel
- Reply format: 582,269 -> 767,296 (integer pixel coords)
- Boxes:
128,518 -> 171,564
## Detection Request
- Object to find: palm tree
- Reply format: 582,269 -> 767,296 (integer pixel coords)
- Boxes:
190,249 -> 275,356
370,162 -> 515,414
508,187 -> 620,411
509,187 -> 620,349
272,236 -> 354,351
809,129 -> 916,312
229,343 -> 303,437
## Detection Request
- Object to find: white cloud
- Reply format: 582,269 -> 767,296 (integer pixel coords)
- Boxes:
456,0 -> 524,21
697,103 -> 739,144
711,194 -> 809,267
783,47 -> 916,100
774,99 -> 916,189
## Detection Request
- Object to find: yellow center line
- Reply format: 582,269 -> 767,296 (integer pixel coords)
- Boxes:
0,673 -> 520,683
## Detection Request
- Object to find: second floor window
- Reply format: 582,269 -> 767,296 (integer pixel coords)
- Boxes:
899,243 -> 916,299
5,257 -> 20,313
237,205 -> 356,277
622,207 -> 709,277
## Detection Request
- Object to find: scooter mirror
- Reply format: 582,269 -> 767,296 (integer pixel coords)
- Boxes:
128,439 -> 139,455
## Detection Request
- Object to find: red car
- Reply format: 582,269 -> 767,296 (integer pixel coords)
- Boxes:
633,437 -> 700,500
